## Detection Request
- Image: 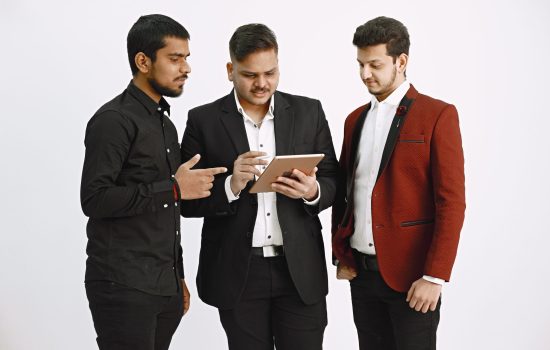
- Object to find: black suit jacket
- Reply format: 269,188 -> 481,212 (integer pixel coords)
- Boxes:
180,90 -> 338,309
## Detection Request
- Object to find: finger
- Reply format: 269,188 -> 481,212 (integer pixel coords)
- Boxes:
204,166 -> 227,175
429,300 -> 438,312
309,167 -> 318,176
182,154 -> 201,170
202,182 -> 214,191
238,165 -> 262,176
275,176 -> 301,189
272,183 -> 301,198
291,168 -> 309,182
240,158 -> 270,166
406,284 -> 415,302
239,151 -> 267,159
415,301 -> 423,312
421,302 -> 430,313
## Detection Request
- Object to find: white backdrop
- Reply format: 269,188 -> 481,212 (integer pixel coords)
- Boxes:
1,0 -> 549,349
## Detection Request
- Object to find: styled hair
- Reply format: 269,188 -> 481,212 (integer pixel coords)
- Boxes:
127,14 -> 190,75
229,23 -> 278,61
353,16 -> 410,59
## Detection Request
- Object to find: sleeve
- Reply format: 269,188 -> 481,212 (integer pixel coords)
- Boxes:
303,100 -> 339,216
80,111 -> 176,218
424,104 -> 466,281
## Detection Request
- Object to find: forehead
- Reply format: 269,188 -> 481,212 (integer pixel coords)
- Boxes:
158,36 -> 190,55
357,43 -> 391,61
234,49 -> 278,71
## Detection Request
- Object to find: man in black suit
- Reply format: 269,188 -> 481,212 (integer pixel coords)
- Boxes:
180,23 -> 338,350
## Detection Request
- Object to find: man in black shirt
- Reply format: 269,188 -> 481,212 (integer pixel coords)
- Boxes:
80,14 -> 226,350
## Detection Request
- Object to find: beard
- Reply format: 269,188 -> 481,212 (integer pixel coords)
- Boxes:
148,76 -> 184,98
368,66 -> 397,97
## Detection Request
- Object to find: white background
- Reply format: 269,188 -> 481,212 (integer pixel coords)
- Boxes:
1,0 -> 549,349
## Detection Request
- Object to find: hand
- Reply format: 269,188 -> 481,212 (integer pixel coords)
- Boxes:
406,278 -> 442,313
176,154 -> 227,200
230,151 -> 269,195
337,264 -> 357,280
271,167 -> 318,200
181,279 -> 190,315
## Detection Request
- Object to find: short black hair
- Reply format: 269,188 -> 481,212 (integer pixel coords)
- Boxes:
127,14 -> 190,75
353,16 -> 410,59
229,23 -> 278,62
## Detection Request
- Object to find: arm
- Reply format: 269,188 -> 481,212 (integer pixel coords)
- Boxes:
80,111 -> 175,218
425,104 -> 466,280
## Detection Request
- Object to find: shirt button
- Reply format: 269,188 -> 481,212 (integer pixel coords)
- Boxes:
176,230 -> 179,235
171,174 -> 175,178
262,166 -> 266,169
157,107 -> 162,111
266,212 -> 271,216
175,202 -> 178,207
260,144 -> 263,147
268,235 -> 271,239
368,243 -> 373,247
163,204 -> 168,208
166,148 -> 170,153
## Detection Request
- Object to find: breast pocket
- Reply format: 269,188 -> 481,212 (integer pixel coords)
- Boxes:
398,134 -> 425,143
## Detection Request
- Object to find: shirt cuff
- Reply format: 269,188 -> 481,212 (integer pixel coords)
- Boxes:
302,181 -> 321,206
225,175 -> 240,203
422,275 -> 445,285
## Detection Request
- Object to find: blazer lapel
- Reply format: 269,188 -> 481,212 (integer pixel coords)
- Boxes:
376,86 -> 417,181
273,92 -> 294,156
220,90 -> 250,155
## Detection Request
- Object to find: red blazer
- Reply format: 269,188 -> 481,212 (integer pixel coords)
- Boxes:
332,85 -> 465,292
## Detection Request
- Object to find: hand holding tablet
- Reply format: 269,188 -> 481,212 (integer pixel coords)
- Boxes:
249,154 -> 325,194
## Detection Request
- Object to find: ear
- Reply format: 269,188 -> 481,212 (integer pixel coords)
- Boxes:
135,52 -> 152,74
397,53 -> 408,74
226,62 -> 233,82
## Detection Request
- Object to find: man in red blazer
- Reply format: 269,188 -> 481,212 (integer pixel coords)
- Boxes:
332,17 -> 465,350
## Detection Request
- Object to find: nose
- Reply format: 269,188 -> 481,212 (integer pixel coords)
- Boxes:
255,75 -> 267,88
360,66 -> 371,80
180,60 -> 191,74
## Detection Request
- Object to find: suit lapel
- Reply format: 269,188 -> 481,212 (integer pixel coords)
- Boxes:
273,92 -> 293,156
220,90 -> 250,155
376,86 -> 417,181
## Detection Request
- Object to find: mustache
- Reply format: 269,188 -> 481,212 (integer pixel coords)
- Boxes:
174,75 -> 188,81
251,88 -> 268,93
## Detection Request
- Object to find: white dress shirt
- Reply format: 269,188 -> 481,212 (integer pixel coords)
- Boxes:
224,91 -> 320,248
350,81 -> 443,285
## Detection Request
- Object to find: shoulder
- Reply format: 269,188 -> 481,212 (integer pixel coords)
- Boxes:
188,95 -> 228,119
276,91 -> 320,108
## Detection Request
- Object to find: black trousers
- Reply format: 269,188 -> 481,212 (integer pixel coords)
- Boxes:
219,255 -> 327,350
350,268 -> 440,350
85,281 -> 183,350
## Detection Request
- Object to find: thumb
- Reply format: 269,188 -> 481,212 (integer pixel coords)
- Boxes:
182,154 -> 201,170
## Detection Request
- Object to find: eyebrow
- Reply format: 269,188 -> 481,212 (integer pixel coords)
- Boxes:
357,58 -> 383,64
168,53 -> 190,58
240,67 -> 277,75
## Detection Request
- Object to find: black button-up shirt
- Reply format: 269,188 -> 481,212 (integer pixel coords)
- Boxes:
81,81 -> 183,296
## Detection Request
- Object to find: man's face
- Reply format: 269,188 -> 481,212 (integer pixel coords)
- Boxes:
357,44 -> 405,101
227,48 -> 279,109
148,37 -> 191,98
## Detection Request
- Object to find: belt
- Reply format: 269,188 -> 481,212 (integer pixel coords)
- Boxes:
353,249 -> 379,271
251,245 -> 284,258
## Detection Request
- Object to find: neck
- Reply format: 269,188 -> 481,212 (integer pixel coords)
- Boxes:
133,75 -> 161,103
239,98 -> 270,124
376,75 -> 406,102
